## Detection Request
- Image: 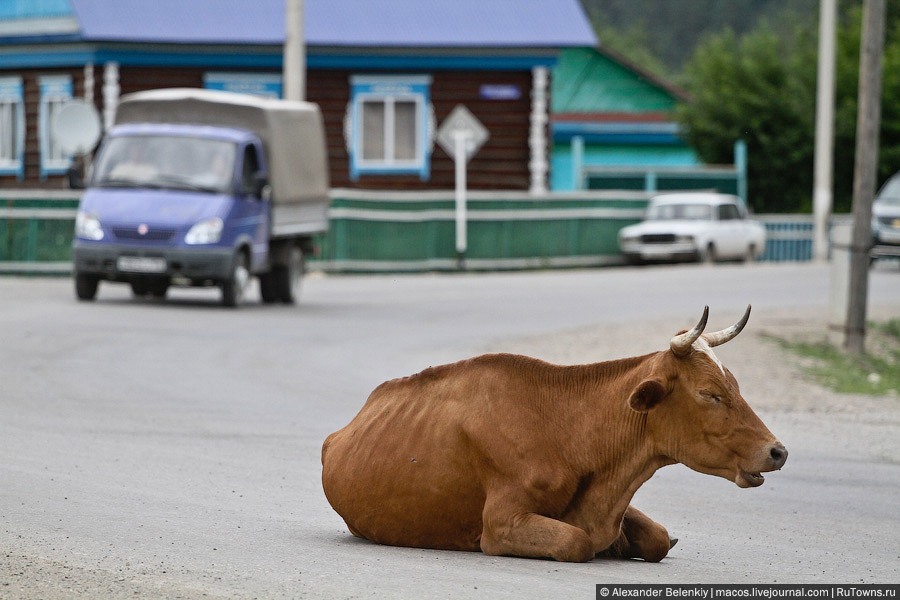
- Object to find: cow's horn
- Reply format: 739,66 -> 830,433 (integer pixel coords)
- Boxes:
704,305 -> 752,347
670,306 -> 709,356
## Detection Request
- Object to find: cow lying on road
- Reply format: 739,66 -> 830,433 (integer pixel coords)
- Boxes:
322,306 -> 787,562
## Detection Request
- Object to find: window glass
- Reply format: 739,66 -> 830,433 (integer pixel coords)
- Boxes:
93,135 -> 236,194
241,145 -> 260,196
362,101 -> 386,161
0,101 -> 20,164
39,75 -> 73,178
718,204 -> 741,220
394,100 -> 417,161
0,77 -> 24,177
878,176 -> 900,204
647,203 -> 712,221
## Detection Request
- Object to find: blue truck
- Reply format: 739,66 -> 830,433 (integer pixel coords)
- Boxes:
72,88 -> 330,306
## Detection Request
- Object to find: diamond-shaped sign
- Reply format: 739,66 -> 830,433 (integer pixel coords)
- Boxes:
436,105 -> 489,163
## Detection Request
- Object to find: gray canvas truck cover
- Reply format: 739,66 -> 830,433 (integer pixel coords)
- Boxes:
113,88 -> 330,237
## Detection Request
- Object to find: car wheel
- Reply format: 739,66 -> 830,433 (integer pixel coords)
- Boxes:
745,244 -> 757,263
221,251 -> 250,308
75,273 -> 99,301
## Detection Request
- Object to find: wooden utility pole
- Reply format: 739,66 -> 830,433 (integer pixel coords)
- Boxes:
845,0 -> 885,354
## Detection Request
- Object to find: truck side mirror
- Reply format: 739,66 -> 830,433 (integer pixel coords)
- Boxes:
253,171 -> 271,200
66,161 -> 85,190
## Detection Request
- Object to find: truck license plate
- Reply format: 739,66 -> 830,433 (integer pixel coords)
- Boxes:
117,256 -> 167,273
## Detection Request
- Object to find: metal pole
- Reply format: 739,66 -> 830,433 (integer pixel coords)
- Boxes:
283,0 -> 305,101
813,0 -> 837,262
844,0 -> 885,354
454,130 -> 469,268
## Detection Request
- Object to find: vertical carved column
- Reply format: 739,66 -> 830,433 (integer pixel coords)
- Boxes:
529,65 -> 549,195
102,62 -> 119,130
83,63 -> 94,106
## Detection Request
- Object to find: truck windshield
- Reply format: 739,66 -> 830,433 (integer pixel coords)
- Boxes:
92,135 -> 237,194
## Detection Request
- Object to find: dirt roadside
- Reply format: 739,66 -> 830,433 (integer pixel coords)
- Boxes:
483,306 -> 900,416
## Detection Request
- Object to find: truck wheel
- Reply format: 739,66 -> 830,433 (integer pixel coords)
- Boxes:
130,280 -> 150,297
274,245 -> 305,304
259,272 -> 278,304
221,251 -> 250,307
75,273 -> 99,301
148,278 -> 170,299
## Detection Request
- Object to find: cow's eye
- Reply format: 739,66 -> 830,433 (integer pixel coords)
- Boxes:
700,391 -> 722,403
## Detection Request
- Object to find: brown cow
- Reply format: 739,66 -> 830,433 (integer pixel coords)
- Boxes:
321,306 -> 787,563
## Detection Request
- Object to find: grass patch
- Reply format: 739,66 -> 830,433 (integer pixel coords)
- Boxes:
768,319 -> 900,396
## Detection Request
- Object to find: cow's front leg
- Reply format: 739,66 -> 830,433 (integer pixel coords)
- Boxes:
596,505 -> 675,563
480,501 -> 594,562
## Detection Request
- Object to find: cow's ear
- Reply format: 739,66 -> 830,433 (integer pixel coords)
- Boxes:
628,379 -> 667,413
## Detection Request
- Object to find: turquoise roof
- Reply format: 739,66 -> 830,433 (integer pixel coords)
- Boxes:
552,47 -> 684,114
0,0 -> 72,20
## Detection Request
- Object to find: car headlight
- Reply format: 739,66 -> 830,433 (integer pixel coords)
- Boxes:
75,211 -> 104,241
675,235 -> 695,243
185,217 -> 223,245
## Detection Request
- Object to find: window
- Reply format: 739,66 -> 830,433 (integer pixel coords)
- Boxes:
241,144 -> 261,196
39,75 -> 73,179
717,204 -> 741,221
0,77 -> 24,178
347,75 -> 433,180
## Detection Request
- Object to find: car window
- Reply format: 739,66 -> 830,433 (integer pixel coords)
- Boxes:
876,176 -> 900,205
647,203 -> 712,221
717,204 -> 741,220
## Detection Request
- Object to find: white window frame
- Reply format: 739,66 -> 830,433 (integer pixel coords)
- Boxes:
347,75 -> 433,180
39,75 -> 73,179
0,77 -> 25,178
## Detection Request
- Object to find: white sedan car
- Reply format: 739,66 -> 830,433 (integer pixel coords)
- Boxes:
618,192 -> 766,264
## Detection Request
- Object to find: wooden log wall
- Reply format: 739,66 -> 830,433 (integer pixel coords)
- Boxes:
3,66 -> 540,192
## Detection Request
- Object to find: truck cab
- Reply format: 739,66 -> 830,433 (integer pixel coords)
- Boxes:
72,89 -> 329,306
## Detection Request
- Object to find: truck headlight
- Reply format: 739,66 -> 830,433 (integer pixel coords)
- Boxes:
185,217 -> 223,245
75,211 -> 104,241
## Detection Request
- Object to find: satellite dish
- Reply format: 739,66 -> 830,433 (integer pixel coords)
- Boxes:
53,100 -> 102,156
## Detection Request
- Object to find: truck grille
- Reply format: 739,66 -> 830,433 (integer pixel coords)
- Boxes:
113,227 -> 176,242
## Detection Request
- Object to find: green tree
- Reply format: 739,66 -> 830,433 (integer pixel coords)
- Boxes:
675,24 -> 817,213
676,6 -> 900,214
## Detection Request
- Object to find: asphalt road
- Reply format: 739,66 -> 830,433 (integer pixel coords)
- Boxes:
1,262 -> 898,598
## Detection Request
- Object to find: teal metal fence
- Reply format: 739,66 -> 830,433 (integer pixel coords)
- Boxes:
758,215 -> 814,262
0,192 -> 79,274
0,189 -> 823,275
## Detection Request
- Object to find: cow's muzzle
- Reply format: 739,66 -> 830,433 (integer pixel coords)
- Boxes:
737,442 -> 788,488
769,443 -> 788,470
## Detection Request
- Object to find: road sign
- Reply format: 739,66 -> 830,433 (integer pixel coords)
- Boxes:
436,105 -> 489,163
436,105 -> 490,265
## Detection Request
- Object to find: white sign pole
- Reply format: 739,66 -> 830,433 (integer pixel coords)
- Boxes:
453,129 -> 470,266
